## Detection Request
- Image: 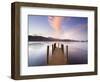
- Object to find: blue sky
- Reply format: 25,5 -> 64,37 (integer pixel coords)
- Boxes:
28,15 -> 88,40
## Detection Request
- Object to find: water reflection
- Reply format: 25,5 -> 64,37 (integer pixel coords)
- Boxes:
28,42 -> 88,66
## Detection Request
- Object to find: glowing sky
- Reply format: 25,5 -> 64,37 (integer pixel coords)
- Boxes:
28,15 -> 88,40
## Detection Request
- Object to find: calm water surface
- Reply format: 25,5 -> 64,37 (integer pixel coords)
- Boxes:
28,41 -> 88,66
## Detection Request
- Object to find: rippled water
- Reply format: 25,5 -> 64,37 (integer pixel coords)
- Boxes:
28,41 -> 88,66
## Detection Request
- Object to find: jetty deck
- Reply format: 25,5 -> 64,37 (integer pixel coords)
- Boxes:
47,43 -> 68,65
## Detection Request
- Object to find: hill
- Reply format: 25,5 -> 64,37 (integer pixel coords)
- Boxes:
28,35 -> 87,42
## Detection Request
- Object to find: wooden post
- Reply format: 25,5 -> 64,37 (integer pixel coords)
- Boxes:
54,43 -> 56,50
52,44 -> 54,54
61,44 -> 64,53
47,46 -> 49,64
66,45 -> 69,64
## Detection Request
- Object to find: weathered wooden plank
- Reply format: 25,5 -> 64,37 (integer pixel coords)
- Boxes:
49,48 -> 67,65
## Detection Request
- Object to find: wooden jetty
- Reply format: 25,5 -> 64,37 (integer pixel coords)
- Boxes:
47,43 -> 69,65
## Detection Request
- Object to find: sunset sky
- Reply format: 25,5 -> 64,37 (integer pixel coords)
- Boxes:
28,15 -> 88,40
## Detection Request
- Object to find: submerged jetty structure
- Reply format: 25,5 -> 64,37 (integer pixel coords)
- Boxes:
47,43 -> 69,65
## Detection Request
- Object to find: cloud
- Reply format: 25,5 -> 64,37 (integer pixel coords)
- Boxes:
60,24 -> 87,40
48,16 -> 63,32
48,16 -> 64,38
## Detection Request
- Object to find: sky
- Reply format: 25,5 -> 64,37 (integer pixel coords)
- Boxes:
28,15 -> 88,40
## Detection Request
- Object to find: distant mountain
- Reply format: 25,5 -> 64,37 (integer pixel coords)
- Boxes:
28,35 -> 88,42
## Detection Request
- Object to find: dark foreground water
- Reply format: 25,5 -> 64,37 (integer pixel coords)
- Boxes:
28,42 -> 88,66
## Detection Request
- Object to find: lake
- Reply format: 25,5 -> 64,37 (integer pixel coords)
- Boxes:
28,41 -> 88,66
